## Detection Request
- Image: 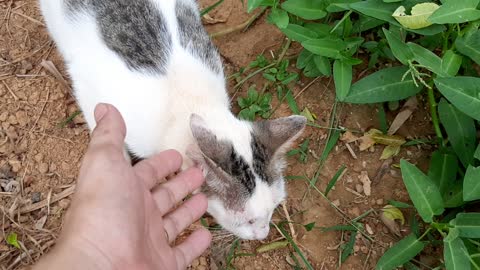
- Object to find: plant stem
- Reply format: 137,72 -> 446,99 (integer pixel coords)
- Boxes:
276,38 -> 291,66
427,80 -> 443,140
419,228 -> 432,241
233,63 -> 275,89
210,7 -> 266,38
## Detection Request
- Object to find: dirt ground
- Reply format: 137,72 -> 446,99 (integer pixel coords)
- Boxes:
0,0 -> 440,269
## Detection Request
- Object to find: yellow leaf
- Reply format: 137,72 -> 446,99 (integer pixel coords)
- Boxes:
382,205 -> 405,225
371,133 -> 406,146
380,145 -> 401,160
392,3 -> 440,30
300,107 -> 316,122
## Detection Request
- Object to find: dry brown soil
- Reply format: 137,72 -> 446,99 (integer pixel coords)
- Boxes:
0,0 -> 439,269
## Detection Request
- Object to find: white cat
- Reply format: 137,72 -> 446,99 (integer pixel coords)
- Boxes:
39,0 -> 305,240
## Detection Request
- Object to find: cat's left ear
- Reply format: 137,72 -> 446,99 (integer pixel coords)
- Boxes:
252,115 -> 306,155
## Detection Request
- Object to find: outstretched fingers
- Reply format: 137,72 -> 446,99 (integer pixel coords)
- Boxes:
174,228 -> 212,269
152,167 -> 205,215
134,150 -> 183,189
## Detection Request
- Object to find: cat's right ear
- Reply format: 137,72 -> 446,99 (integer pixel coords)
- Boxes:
189,114 -> 232,165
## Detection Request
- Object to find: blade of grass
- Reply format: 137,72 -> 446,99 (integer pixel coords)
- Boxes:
378,103 -> 388,134
325,164 -> 346,197
57,110 -> 81,128
273,222 -> 314,270
200,0 -> 224,16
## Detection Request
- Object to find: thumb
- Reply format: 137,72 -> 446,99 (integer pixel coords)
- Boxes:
88,103 -> 127,152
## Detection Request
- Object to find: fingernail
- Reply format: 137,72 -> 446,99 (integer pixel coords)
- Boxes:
94,103 -> 109,123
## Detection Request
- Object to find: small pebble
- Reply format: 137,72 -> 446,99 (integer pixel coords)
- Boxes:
199,257 -> 207,266
361,246 -> 368,254
354,245 -> 360,252
34,153 -> 44,163
365,224 -> 374,235
59,199 -> 71,209
39,163 -> 49,174
31,192 -> 41,203
7,115 -> 18,125
332,199 -> 340,207
0,111 -> 8,122
349,207 -> 360,217
191,259 -> 200,267
8,159 -> 22,173
15,111 -> 28,127
376,198 -> 384,205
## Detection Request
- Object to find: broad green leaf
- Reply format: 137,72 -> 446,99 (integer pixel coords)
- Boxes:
382,28 -> 413,65
400,159 -> 444,223
428,151 -> 458,194
327,0 -> 361,12
345,66 -> 422,104
6,232 -> 20,249
443,181 -> 464,208
352,15 -> 385,34
302,38 -> 347,59
281,24 -> 318,42
304,23 -> 333,38
464,165 -> 480,201
475,143 -> 480,160
268,8 -> 289,29
456,31 -> 480,65
281,0 -> 327,20
438,99 -> 476,167
451,213 -> 480,238
393,3 -> 439,29
350,0 -> 399,25
441,50 -> 462,77
429,0 -> 480,24
247,0 -> 264,12
444,228 -> 471,270
333,60 -> 352,101
407,42 -> 446,77
285,90 -> 300,114
303,60 -> 322,78
313,55 -> 331,76
376,234 -> 425,270
297,49 -> 314,69
435,77 -> 480,122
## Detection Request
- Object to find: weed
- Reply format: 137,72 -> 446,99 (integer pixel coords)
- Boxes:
237,85 -> 272,121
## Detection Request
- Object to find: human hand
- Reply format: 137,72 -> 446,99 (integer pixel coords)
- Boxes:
34,104 -> 211,270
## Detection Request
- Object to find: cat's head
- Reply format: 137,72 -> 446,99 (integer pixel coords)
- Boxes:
187,114 -> 306,240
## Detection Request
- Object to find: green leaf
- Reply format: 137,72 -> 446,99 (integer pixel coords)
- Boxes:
441,50 -> 462,77
200,0 -> 224,16
296,49 -> 314,69
456,30 -> 480,65
444,228 -> 471,270
281,0 -> 327,20
285,90 -> 300,114
435,77 -> 480,122
341,231 -> 357,263
345,66 -> 423,104
428,151 -> 458,194
400,159 -> 445,223
382,27 -> 413,65
303,60 -> 323,77
302,38 -> 347,59
313,55 -> 331,76
320,225 -> 357,232
304,23 -> 332,38
304,222 -> 316,232
475,143 -> 480,161
376,234 -> 425,270
333,60 -> 352,101
247,0 -> 264,12
387,200 -> 412,208
464,165 -> 480,201
281,24 -> 318,42
352,15 -> 385,34
320,130 -> 341,162
438,99 -> 476,167
443,180 -> 464,208
407,42 -> 446,77
325,165 -> 346,197
429,0 -> 480,24
451,213 -> 480,238
268,8 -> 289,29
6,232 -> 20,249
350,0 -> 399,25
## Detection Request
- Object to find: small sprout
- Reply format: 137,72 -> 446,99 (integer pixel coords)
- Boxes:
6,232 -> 20,249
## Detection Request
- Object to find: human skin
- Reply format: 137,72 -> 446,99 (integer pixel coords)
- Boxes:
33,103 -> 211,270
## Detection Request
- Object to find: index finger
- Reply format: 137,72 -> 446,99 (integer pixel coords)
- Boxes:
133,150 -> 183,189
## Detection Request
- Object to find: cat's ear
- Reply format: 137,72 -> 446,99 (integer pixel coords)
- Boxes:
189,114 -> 232,165
253,115 -> 306,155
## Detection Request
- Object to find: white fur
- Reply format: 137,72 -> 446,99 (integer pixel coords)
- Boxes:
39,0 -> 285,240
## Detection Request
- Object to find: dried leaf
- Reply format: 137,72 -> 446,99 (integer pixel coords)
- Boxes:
300,107 -> 317,122
359,171 -> 372,196
257,241 -> 289,253
382,205 -> 405,225
358,129 -> 382,151
34,215 -> 48,230
381,145 -> 401,160
341,131 -> 359,143
388,96 -> 418,135
371,133 -> 406,146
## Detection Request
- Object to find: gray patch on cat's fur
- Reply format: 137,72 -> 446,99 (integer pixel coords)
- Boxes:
251,136 -> 272,184
65,0 -> 172,74
175,0 -> 223,74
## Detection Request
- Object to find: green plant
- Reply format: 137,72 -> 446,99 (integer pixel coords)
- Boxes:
287,138 -> 310,163
237,85 -> 272,120
246,0 -> 480,269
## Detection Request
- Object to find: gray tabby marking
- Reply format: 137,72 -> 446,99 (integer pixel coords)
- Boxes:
175,1 -> 222,74
251,136 -> 272,184
66,0 -> 172,74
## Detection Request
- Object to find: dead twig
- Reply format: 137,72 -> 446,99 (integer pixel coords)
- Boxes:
210,8 -> 266,38
20,185 -> 75,214
2,81 -> 18,101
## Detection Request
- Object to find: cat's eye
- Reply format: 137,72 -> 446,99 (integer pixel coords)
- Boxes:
248,219 -> 255,225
